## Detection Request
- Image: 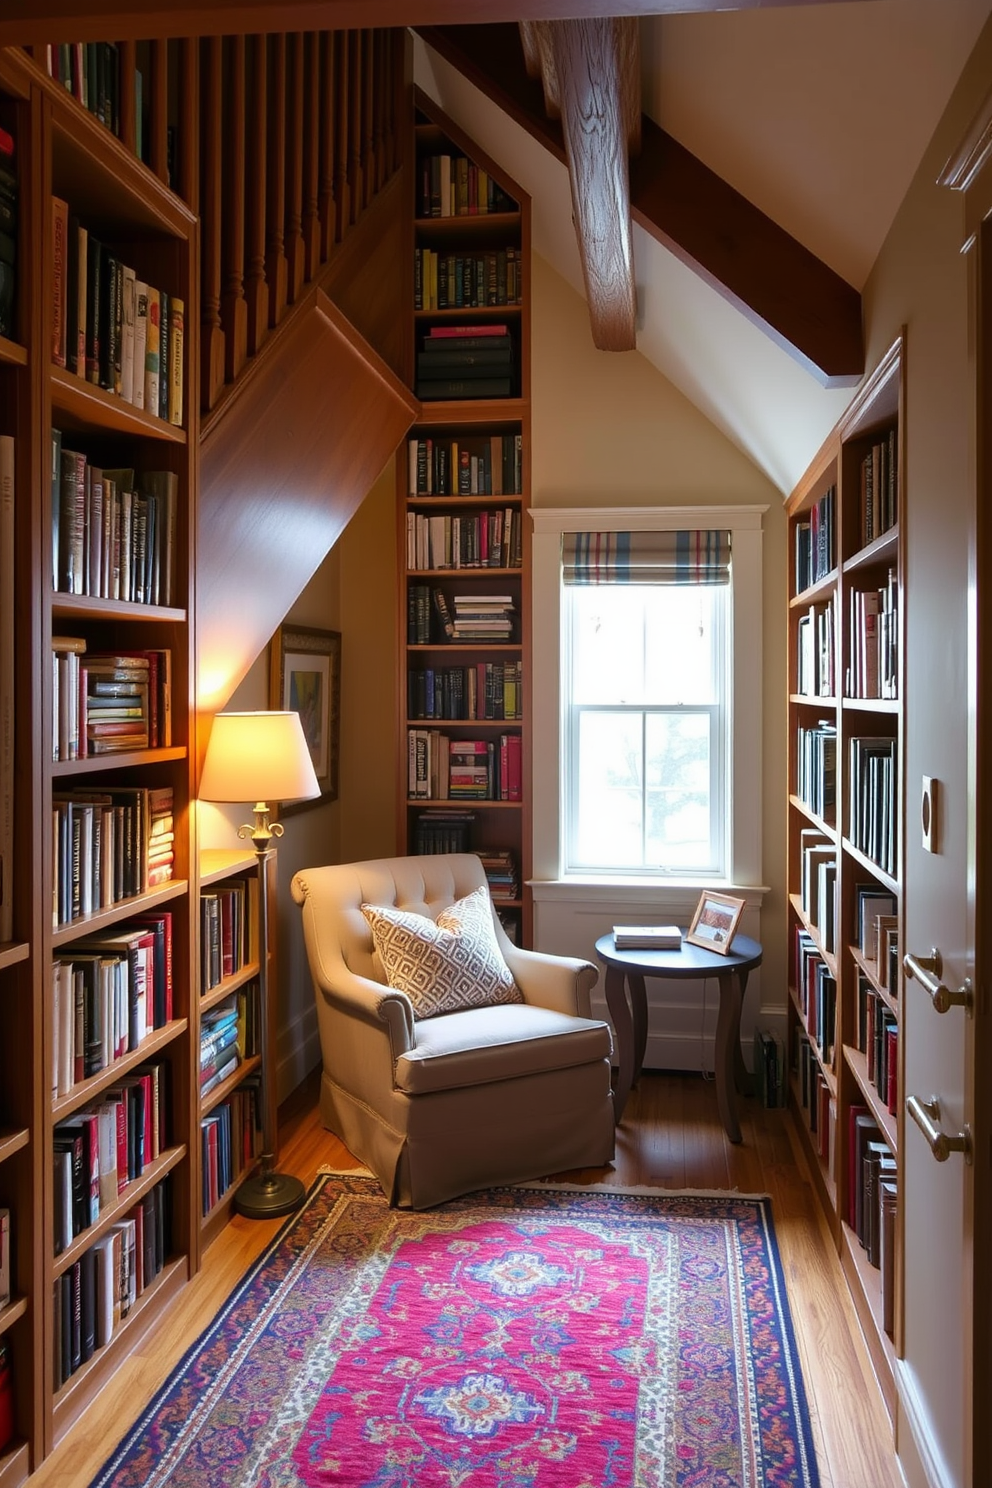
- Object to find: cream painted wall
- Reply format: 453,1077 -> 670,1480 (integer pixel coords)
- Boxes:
529,253 -> 789,1047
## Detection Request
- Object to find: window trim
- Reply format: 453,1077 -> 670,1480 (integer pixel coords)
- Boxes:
530,504 -> 768,889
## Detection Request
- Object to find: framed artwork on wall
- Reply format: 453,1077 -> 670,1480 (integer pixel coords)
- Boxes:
269,623 -> 341,810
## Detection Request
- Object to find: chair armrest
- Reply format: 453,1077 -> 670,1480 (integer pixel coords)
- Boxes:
502,944 -> 599,1017
317,972 -> 417,1054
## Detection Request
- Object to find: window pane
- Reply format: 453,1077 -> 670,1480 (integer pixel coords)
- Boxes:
645,713 -> 712,868
572,711 -> 644,868
569,585 -> 721,706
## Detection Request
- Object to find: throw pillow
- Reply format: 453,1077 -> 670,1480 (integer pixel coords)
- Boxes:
361,885 -> 521,1018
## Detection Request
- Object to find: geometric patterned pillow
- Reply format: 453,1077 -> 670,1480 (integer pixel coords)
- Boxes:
360,885 -> 522,1019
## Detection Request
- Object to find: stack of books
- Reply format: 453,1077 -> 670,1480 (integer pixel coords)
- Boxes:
416,325 -> 514,401
450,593 -> 514,641
199,1003 -> 241,1098
480,849 -> 518,902
612,925 -> 682,950
0,128 -> 16,341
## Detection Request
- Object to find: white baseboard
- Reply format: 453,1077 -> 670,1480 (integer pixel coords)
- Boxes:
895,1360 -> 952,1488
590,989 -> 787,1074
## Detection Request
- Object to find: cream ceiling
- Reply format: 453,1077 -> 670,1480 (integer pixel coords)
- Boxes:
416,0 -> 992,494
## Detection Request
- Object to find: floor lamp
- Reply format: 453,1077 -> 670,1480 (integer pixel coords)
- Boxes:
199,710 -> 320,1218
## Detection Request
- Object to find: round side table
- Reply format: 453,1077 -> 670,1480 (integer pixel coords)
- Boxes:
594,930 -> 763,1142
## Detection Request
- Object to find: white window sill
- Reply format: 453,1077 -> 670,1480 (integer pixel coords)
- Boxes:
528,878 -> 769,910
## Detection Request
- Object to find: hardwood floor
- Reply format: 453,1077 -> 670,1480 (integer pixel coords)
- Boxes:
31,1069 -> 905,1488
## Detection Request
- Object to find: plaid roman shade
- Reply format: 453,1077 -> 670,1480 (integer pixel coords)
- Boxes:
562,530 -> 731,585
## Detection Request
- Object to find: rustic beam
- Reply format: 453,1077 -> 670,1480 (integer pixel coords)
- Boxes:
0,0 -> 883,48
417,22 -> 863,385
522,19 -> 639,352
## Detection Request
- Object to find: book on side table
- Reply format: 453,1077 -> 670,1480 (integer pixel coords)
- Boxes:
612,925 -> 682,950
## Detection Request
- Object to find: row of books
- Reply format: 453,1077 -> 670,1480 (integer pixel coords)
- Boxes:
794,484 -> 836,593
795,1029 -> 835,1168
798,828 -> 837,952
846,572 -> 898,699
856,975 -> 898,1115
200,988 -> 259,1100
52,784 -> 174,928
53,1061 -> 167,1254
849,1107 -> 898,1330
795,595 -> 835,698
52,640 -> 172,761
0,128 -> 16,341
46,41 -> 122,137
201,1082 -> 262,1216
412,808 -> 474,855
201,879 -> 252,993
794,927 -> 837,1064
859,429 -> 898,547
415,247 -> 523,311
408,585 -> 518,646
53,1179 -> 169,1391
407,730 -> 522,802
408,661 -> 523,722
417,151 -> 516,218
848,735 -> 897,877
0,1207 -> 8,1308
407,432 -> 522,496
51,198 -> 184,425
406,507 -> 523,572
52,911 -> 174,1097
52,435 -> 178,604
795,720 -> 836,823
853,883 -> 897,970
753,1028 -> 786,1108
417,326 -> 515,401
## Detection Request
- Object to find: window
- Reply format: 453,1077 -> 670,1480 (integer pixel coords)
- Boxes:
565,580 -> 728,874
530,506 -> 766,890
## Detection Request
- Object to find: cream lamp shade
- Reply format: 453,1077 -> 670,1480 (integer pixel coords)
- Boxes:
199,711 -> 320,806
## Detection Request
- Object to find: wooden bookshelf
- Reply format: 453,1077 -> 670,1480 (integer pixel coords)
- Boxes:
398,90 -> 532,945
785,334 -> 905,1421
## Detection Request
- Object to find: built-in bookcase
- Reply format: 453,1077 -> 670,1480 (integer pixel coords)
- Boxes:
399,91 -> 532,946
0,49 -> 198,1483
197,847 -> 264,1250
785,334 -> 905,1420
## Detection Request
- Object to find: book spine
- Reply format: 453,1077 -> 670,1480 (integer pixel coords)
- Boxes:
167,295 -> 184,426
51,196 -> 69,367
143,285 -> 160,415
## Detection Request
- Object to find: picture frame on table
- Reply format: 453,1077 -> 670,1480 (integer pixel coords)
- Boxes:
269,624 -> 341,812
685,890 -> 746,955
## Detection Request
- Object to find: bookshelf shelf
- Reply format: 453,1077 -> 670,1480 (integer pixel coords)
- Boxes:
0,336 -> 25,368
0,1132 -> 28,1165
51,1018 -> 190,1121
0,944 -> 28,973
785,334 -> 904,1415
0,1300 -> 27,1341
50,879 -> 189,947
201,1052 -> 262,1118
200,963 -> 261,1014
52,746 -> 187,777
51,594 -> 186,623
50,366 -> 187,442
51,1143 -> 187,1279
0,1443 -> 29,1488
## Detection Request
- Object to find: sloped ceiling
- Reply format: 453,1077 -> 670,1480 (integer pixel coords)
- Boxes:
415,0 -> 992,494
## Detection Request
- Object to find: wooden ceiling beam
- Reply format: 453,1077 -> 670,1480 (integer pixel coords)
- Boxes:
520,19 -> 639,352
0,0 -> 885,48
417,22 -> 864,385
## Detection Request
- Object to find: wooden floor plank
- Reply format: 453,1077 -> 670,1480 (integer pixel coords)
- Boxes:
26,1069 -> 903,1488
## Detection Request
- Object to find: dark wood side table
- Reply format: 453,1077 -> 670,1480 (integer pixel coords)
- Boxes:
594,930 -> 763,1142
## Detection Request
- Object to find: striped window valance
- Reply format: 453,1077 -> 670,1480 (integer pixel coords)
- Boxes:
562,530 -> 732,586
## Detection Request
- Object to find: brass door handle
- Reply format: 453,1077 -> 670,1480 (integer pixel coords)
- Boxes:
903,948 -> 973,1015
906,1094 -> 972,1163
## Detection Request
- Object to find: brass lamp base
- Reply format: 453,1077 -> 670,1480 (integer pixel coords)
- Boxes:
234,1165 -> 306,1219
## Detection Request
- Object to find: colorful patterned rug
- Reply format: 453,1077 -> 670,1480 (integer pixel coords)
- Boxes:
89,1174 -> 820,1487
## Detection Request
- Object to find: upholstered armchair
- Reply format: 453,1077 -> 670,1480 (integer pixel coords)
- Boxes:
291,853 -> 615,1208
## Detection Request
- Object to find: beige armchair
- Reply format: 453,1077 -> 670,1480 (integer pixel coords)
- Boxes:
291,853 -> 615,1208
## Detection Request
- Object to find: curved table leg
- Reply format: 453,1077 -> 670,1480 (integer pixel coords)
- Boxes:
714,970 -> 744,1143
628,972 -> 648,1089
604,964 -> 634,1124
733,970 -> 754,1098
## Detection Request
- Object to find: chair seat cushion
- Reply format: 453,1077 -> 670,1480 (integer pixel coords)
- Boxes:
362,885 -> 522,1018
395,1002 -> 612,1095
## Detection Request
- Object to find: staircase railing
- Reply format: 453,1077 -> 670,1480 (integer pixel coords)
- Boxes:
29,28 -> 407,414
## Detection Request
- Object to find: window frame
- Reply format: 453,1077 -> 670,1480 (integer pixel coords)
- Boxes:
530,504 -> 767,890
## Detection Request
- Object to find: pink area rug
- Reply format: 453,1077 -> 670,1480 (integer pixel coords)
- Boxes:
89,1173 -> 819,1487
